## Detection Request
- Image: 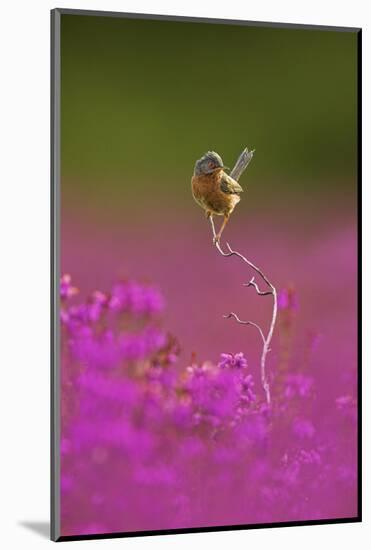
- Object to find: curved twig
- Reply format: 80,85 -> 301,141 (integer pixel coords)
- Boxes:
223,312 -> 266,345
209,148 -> 277,404
243,276 -> 273,296
212,231 -> 277,404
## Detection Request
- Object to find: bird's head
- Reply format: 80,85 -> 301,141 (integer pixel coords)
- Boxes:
194,151 -> 229,176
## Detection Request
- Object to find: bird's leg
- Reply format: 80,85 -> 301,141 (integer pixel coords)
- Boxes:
208,213 -> 218,243
214,214 -> 230,244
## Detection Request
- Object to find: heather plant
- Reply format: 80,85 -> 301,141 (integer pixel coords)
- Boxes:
60,274 -> 357,535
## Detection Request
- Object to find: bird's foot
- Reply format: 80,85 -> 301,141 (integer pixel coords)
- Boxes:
213,234 -> 221,245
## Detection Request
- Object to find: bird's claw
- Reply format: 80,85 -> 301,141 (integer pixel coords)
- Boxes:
213,235 -> 221,246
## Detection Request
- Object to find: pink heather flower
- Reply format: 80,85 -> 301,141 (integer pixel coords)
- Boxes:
60,274 -> 78,300
284,373 -> 313,398
110,281 -> 165,316
76,371 -> 139,405
335,395 -> 357,422
60,275 -> 357,536
292,418 -> 315,439
297,449 -> 322,466
219,352 -> 248,369
134,464 -> 176,486
238,374 -> 256,405
337,466 -> 357,485
69,326 -> 168,367
335,395 -> 355,410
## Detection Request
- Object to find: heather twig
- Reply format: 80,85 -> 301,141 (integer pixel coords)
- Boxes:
210,148 -> 277,404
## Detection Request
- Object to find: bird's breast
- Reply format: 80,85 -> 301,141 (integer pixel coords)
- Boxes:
191,173 -> 240,215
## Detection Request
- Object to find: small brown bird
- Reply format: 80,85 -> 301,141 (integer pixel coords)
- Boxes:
191,151 -> 244,243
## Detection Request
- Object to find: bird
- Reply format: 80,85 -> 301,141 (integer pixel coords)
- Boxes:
191,150 -> 245,244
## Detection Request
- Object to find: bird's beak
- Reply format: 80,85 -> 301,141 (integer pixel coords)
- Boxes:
221,165 -> 230,171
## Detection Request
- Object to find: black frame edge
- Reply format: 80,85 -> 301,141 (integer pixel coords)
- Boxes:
57,516 -> 361,543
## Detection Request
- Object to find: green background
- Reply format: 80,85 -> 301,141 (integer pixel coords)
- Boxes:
61,14 -> 358,210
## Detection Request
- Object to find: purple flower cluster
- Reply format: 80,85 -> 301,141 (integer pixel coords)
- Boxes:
69,325 -> 167,368
284,373 -> 314,399
110,280 -> 165,316
60,276 -> 358,537
60,274 -> 78,300
219,352 -> 248,369
61,277 -> 164,330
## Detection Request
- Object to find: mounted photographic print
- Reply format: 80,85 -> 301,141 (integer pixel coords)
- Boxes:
51,9 -> 361,542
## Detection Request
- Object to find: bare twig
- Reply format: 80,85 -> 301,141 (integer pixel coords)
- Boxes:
244,276 -> 273,296
210,148 -> 277,404
223,312 -> 266,345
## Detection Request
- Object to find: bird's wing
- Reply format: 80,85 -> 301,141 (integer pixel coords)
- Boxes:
220,172 -> 243,195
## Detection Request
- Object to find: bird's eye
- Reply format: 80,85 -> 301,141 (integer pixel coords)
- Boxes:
208,161 -> 215,169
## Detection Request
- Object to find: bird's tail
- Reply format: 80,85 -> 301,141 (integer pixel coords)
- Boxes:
230,148 -> 255,182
